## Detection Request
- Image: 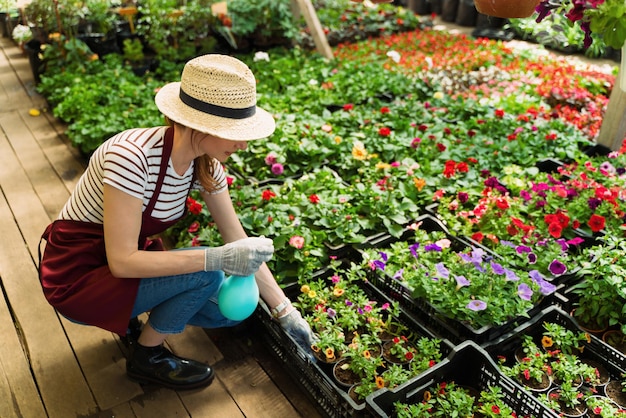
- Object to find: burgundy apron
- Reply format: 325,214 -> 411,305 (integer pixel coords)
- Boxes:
39,128 -> 186,335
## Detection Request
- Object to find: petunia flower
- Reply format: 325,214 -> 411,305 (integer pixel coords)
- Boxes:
467,300 -> 487,311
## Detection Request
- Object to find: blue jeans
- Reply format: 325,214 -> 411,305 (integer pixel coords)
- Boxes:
131,259 -> 242,334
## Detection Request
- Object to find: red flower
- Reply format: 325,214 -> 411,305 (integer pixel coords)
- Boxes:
261,190 -> 276,201
186,197 -> 203,215
547,222 -> 563,238
380,106 -> 390,114
495,108 -> 505,118
456,162 -> 469,173
588,214 -> 606,232
436,143 -> 447,152
379,127 -> 391,136
491,405 -> 500,414
309,194 -> 320,204
343,103 -> 354,111
187,221 -> 200,233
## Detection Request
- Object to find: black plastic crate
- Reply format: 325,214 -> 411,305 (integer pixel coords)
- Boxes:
483,306 -> 626,399
358,214 -> 563,345
253,265 -> 455,418
367,340 -> 560,418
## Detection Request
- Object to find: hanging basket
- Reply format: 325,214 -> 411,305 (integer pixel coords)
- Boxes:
473,0 -> 540,18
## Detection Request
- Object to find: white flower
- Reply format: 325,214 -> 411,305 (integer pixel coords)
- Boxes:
12,24 -> 32,43
308,79 -> 318,85
253,51 -> 270,62
386,50 -> 401,63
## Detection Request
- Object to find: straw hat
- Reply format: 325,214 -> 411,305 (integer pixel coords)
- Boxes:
155,54 -> 275,141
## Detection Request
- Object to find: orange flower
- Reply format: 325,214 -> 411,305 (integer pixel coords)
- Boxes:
423,391 -> 432,401
324,348 -> 335,360
362,350 -> 371,359
375,376 -> 385,389
541,336 -> 553,348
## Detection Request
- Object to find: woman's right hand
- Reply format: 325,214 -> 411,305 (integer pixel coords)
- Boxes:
204,237 -> 274,276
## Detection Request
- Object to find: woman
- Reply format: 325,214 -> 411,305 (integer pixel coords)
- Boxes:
39,54 -> 315,390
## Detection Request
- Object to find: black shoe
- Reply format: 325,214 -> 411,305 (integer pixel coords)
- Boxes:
120,317 -> 143,349
126,343 -> 215,390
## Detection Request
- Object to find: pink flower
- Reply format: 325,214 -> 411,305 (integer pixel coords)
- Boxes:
264,152 -> 278,165
271,163 -> 284,175
289,235 -> 305,249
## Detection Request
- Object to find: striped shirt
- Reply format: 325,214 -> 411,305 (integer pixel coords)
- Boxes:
59,126 -> 227,223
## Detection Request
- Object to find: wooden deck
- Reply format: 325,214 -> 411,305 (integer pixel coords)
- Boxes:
0,35 -> 323,418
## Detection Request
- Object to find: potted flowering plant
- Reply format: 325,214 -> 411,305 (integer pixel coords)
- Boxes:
361,220 -> 557,333
586,395 -> 626,418
570,234 -> 626,333
539,380 -> 587,417
394,381 -> 476,417
536,0 -> 626,49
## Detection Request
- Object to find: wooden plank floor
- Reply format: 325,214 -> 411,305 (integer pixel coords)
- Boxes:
0,35 -> 323,418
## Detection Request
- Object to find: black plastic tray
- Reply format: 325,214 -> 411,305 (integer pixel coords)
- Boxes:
483,306 -> 626,399
253,265 -> 454,418
358,214 -> 564,345
367,340 -> 560,418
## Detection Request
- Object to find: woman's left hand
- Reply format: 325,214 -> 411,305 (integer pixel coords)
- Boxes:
277,309 -> 318,360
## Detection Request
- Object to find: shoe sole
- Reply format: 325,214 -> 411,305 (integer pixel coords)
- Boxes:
126,369 -> 215,391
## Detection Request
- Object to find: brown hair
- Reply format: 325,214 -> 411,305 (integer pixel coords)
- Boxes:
165,117 -> 221,193
194,154 -> 221,193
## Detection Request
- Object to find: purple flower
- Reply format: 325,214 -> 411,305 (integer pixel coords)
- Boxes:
491,261 -> 505,275
455,275 -> 470,287
548,259 -> 567,276
435,262 -> 449,278
327,308 -> 337,319
556,239 -> 569,252
378,251 -> 388,262
467,300 -> 487,311
345,299 -> 353,307
409,243 -> 420,258
372,260 -> 386,271
537,279 -> 556,295
515,245 -> 532,254
518,283 -> 533,301
424,243 -> 442,252
520,190 -> 532,201
529,270 -> 544,283
504,268 -> 519,281
501,240 -> 516,248
458,192 -> 469,204
271,163 -> 284,175
600,161 -> 616,174
527,253 -> 537,264
393,269 -> 404,280
588,197 -> 602,210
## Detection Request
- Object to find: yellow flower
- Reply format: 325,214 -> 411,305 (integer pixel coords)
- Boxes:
433,91 -> 444,100
334,136 -> 342,144
307,290 -> 317,298
352,141 -> 367,160
376,162 -> 391,170
300,284 -> 310,294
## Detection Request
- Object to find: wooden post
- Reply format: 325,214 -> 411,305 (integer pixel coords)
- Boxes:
291,0 -> 334,60
596,62 -> 626,151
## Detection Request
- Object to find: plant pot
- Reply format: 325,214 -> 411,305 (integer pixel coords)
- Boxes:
430,0 -> 443,15
333,358 -> 361,388
516,371 -> 552,393
24,39 -> 42,84
382,340 -> 414,366
547,387 -> 588,417
474,0 -> 540,18
605,380 -> 626,409
408,0 -> 431,15
579,358 -> 611,390
586,395 -> 620,418
602,330 -> 626,355
441,0 -> 459,22
455,0 -> 477,27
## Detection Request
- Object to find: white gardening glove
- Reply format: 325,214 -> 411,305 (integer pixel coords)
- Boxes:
204,237 -> 274,276
278,308 -> 318,361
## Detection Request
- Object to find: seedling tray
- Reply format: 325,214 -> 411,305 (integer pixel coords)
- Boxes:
253,265 -> 454,418
358,214 -> 563,346
367,340 -> 560,418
